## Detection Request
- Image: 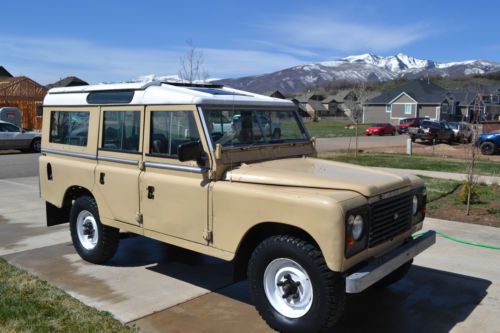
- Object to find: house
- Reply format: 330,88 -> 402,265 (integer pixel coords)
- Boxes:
291,92 -> 325,118
46,76 -> 88,89
0,73 -> 48,130
468,91 -> 500,122
322,91 -> 356,117
363,79 -> 457,125
0,66 -> 13,80
263,90 -> 287,99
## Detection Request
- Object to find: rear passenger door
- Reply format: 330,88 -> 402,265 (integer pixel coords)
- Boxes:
94,106 -> 144,227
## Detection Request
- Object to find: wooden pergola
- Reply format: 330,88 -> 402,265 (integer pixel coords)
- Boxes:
0,76 -> 47,130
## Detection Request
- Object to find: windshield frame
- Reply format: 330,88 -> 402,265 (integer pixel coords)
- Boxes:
198,105 -> 311,151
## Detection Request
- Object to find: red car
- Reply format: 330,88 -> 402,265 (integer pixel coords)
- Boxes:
397,117 -> 428,134
365,123 -> 396,136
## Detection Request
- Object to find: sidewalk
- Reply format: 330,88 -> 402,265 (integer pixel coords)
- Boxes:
375,167 -> 500,185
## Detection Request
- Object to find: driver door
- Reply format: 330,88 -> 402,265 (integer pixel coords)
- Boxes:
139,105 -> 211,244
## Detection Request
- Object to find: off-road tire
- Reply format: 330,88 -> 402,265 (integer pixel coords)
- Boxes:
70,196 -> 120,264
31,138 -> 41,153
248,235 -> 345,333
374,259 -> 413,288
480,142 -> 495,155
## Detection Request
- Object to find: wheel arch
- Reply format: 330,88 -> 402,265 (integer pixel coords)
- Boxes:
232,222 -> 321,281
46,185 -> 95,226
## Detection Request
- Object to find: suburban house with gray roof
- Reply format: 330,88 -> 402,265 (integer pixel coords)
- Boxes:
363,79 -> 461,124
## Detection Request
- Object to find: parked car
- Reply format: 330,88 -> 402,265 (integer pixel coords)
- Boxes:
477,132 -> 500,155
448,122 -> 473,143
0,120 -> 41,152
408,120 -> 454,144
365,123 -> 396,136
397,117 -> 429,134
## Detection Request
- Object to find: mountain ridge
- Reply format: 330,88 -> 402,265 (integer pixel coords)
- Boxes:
214,53 -> 500,94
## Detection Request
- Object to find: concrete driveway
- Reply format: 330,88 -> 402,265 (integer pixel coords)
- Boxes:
1,176 -> 500,333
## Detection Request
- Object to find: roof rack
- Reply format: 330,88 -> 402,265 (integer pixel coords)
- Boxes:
162,81 -> 224,89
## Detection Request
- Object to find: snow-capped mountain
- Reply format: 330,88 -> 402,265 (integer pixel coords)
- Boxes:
215,53 -> 500,94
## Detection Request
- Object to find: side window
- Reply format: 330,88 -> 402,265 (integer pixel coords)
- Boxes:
50,111 -> 89,146
2,123 -> 20,132
102,111 -> 141,152
150,111 -> 200,157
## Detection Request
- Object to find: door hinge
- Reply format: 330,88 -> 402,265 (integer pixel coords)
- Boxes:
203,229 -> 213,242
135,212 -> 143,225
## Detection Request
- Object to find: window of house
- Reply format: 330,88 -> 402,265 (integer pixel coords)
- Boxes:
386,104 -> 392,113
50,111 -> 90,146
405,104 -> 413,115
149,111 -> 200,157
102,111 -> 141,152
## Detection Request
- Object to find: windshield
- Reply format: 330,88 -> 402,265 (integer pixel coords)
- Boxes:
448,123 -> 459,129
202,108 -> 309,148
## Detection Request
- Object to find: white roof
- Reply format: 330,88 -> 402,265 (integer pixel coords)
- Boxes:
43,81 -> 294,107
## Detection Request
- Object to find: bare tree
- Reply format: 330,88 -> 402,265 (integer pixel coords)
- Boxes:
344,82 -> 368,157
462,86 -> 483,215
178,40 -> 209,84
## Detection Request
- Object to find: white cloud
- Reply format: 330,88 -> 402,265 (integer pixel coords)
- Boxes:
266,15 -> 430,52
0,36 -> 305,84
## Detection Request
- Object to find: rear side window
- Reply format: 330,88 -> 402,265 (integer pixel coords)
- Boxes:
102,111 -> 141,152
150,111 -> 200,157
50,111 -> 90,146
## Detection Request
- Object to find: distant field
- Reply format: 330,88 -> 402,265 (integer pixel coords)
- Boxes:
320,152 -> 500,176
304,119 -> 370,138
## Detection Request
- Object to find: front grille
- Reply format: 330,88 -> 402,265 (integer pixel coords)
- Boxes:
368,192 -> 412,247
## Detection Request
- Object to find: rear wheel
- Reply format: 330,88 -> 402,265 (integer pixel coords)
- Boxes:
480,142 -> 495,155
31,138 -> 41,153
248,235 -> 345,333
410,136 -> 416,142
70,196 -> 120,264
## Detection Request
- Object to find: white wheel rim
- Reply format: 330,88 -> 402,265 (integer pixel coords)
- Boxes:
76,210 -> 98,250
263,258 -> 313,318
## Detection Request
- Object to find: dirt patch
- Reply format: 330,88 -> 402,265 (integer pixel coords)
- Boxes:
427,185 -> 500,228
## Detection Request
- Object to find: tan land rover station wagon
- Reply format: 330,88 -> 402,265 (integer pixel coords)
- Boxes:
40,81 -> 435,332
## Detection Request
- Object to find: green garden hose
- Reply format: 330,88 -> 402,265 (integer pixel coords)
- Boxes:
413,230 -> 500,250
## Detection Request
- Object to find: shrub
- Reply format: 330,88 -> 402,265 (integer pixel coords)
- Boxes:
458,181 -> 480,204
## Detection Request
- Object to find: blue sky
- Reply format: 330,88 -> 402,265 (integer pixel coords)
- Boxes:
1,0 -> 499,84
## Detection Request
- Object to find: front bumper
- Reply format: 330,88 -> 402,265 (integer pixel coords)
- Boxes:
345,230 -> 435,293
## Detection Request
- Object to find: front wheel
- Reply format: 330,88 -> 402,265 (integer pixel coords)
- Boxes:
248,235 -> 345,333
70,196 -> 120,264
480,142 -> 495,155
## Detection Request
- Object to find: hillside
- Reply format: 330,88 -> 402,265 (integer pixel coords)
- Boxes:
215,53 -> 500,95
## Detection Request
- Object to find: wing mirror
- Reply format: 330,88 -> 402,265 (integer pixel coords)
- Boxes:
178,140 -> 205,164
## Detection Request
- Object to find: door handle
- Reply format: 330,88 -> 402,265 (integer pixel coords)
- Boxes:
147,186 -> 155,199
99,172 -> 105,185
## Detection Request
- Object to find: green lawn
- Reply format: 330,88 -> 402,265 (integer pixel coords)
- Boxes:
321,152 -> 499,176
304,119 -> 370,138
0,258 -> 137,333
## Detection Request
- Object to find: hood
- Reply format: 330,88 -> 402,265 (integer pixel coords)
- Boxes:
226,158 -> 412,197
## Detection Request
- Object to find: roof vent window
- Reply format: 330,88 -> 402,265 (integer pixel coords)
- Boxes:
87,90 -> 135,104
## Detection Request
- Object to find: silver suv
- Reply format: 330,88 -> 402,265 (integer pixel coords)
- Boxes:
0,120 -> 41,152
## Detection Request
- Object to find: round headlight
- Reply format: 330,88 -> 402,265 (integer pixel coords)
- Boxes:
412,195 -> 419,215
348,214 -> 364,240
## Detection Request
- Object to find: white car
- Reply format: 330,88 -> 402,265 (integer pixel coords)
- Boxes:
0,120 -> 41,152
448,122 -> 473,143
